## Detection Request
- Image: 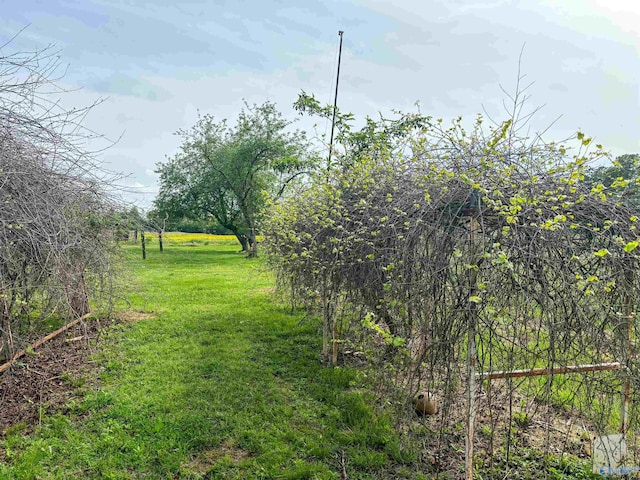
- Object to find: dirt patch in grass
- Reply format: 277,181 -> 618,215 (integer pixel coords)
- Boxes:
0,317 -> 119,437
255,287 -> 276,295
183,440 -> 250,474
117,311 -> 156,323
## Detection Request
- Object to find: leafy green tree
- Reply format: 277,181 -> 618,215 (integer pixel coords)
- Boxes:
586,153 -> 640,207
155,101 -> 312,256
294,91 -> 430,172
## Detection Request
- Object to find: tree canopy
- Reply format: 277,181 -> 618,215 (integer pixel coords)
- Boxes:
154,101 -> 313,256
586,153 -> 640,207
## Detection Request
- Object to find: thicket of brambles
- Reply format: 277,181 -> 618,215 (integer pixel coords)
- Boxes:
0,44 -> 119,362
265,88 -> 640,475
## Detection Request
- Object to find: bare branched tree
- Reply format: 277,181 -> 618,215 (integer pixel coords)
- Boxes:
0,40 -> 119,362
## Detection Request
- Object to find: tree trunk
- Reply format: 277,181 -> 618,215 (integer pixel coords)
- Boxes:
64,263 -> 90,318
237,234 -> 248,252
158,230 -> 164,252
247,229 -> 258,258
0,292 -> 13,363
219,220 -> 252,255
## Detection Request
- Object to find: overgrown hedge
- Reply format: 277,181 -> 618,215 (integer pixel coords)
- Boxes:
0,45 -> 118,361
265,100 -> 640,472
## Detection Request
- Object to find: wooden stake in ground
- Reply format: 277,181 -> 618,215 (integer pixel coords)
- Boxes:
621,270 -> 634,435
466,213 -> 480,480
476,362 -> 623,380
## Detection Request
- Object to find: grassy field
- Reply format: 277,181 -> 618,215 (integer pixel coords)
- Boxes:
1,236 -> 420,479
142,231 -> 242,246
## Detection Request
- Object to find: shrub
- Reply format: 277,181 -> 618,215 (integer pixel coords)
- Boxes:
0,42 -> 119,360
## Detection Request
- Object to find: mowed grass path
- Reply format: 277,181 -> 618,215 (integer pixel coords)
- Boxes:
2,240 -> 416,479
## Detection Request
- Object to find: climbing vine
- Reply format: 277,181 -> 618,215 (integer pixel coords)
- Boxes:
265,87 -> 640,475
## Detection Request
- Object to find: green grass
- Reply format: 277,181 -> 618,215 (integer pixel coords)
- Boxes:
1,239 -> 417,479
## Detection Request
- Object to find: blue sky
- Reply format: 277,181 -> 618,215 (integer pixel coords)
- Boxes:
1,0 -> 638,207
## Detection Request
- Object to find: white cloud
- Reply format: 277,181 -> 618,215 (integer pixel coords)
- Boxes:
2,0 -> 638,207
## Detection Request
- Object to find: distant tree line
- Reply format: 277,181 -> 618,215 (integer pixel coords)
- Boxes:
585,153 -> 640,207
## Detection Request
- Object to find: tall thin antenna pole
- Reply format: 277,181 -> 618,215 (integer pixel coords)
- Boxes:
327,30 -> 344,173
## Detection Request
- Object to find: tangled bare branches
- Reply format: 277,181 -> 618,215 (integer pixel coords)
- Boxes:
0,42 -> 119,362
266,91 -> 640,475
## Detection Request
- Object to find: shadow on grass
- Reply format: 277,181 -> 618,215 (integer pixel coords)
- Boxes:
1,245 -> 417,480
181,298 -> 413,478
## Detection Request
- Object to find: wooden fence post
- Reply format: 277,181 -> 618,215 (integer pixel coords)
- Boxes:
466,212 -> 480,480
621,270 -> 634,435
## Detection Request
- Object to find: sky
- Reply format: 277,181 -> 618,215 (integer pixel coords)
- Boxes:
1,0 -> 638,208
